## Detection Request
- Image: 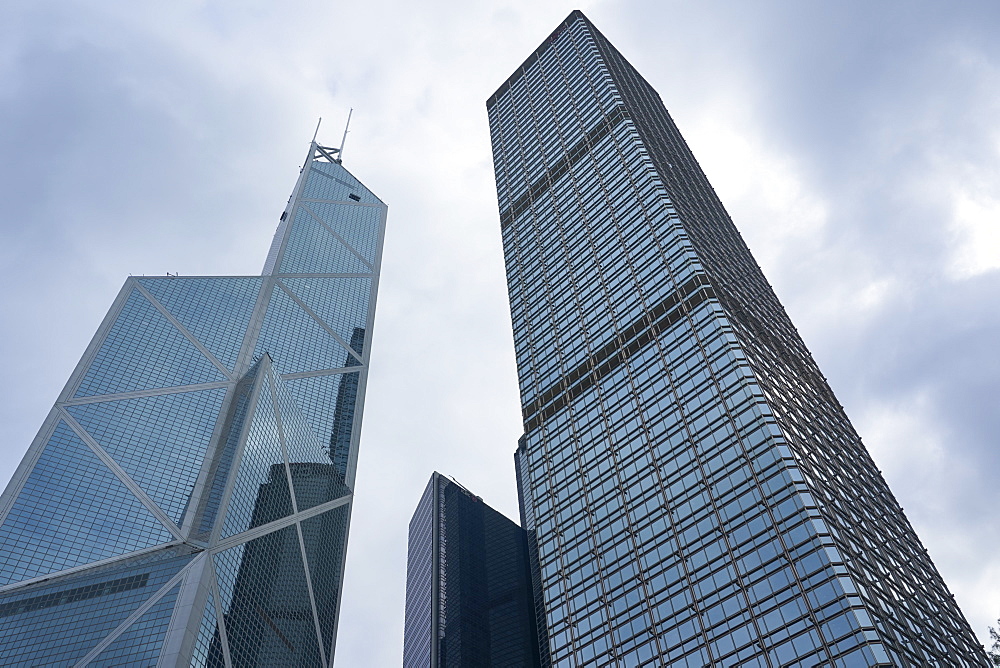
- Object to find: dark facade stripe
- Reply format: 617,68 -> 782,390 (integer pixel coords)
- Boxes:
523,275 -> 715,433
0,573 -> 150,618
499,107 -> 630,229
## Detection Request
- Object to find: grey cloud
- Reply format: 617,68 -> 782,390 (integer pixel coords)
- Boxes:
0,0 -> 997,663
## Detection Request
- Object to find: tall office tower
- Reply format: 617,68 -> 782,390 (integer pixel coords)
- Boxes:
403,472 -> 543,668
488,11 -> 987,667
0,140 -> 386,666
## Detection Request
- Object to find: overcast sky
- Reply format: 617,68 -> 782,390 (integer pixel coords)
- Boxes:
1,0 -> 998,663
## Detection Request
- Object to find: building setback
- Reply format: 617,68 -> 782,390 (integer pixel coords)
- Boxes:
488,10 -> 987,667
0,141 -> 386,666
403,472 -> 543,668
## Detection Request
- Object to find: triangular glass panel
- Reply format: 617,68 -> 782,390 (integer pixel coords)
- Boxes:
300,505 -> 351,657
285,372 -> 360,480
191,590 -> 225,668
302,160 -> 381,205
139,277 -> 263,372
281,277 -> 370,353
220,374 -> 293,539
0,422 -> 174,586
277,207 -> 372,275
272,374 -> 351,511
254,285 -> 358,374
0,545 -> 193,666
88,582 -> 180,667
213,525 -> 323,666
301,202 -> 381,265
75,288 -> 226,398
67,387 -> 227,525
197,363 -> 262,538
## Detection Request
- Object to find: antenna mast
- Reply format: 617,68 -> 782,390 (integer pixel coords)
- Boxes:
311,117 -> 322,143
338,108 -> 353,163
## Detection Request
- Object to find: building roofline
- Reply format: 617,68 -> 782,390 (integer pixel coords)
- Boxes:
486,9 -> 587,110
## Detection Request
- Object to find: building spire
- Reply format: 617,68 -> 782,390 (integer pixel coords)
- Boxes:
338,108 -> 353,163
311,116 -> 322,143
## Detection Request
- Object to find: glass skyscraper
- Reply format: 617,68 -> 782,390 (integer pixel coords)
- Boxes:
0,140 -> 386,666
488,10 -> 987,667
403,472 -> 542,668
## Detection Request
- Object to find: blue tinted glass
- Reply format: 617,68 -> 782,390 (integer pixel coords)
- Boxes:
301,506 -> 350,659
0,546 -> 192,666
300,202 -> 381,265
140,277 -> 263,371
277,208 -> 372,275
75,288 -> 226,398
284,372 -> 360,478
254,286 -> 357,374
281,276 -> 370,350
0,422 -> 173,585
221,374 -> 293,538
89,582 -> 180,666
190,590 -> 223,668
67,388 -> 227,524
302,161 -> 381,205
198,366 -> 259,537
272,374 -> 350,511
214,525 -> 323,665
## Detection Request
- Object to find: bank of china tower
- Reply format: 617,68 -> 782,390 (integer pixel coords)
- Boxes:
489,11 -> 986,667
0,142 -> 386,666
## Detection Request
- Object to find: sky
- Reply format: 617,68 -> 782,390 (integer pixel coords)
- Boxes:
1,0 -> 998,663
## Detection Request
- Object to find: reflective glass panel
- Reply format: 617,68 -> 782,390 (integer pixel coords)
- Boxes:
254,285 -> 357,374
281,276 -> 370,350
67,387 -> 227,524
272,373 -> 350,510
0,546 -> 192,666
301,506 -> 351,659
220,374 -> 293,538
302,161 -> 381,205
139,277 -> 263,371
284,372 -> 360,479
277,208 -> 372,275
0,421 -> 173,585
301,202 -> 381,265
75,288 -> 225,398
88,581 -> 181,666
214,525 -> 323,666
190,590 -> 224,668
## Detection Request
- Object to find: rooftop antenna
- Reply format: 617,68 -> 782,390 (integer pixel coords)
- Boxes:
337,108 -> 352,163
311,117 -> 322,144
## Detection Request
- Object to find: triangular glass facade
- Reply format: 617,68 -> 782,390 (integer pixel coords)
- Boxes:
255,284 -> 360,374
74,288 -> 226,398
140,277 -> 263,372
67,387 -> 227,524
0,421 -> 173,585
278,207 -> 372,275
0,144 -> 384,665
88,582 -> 181,666
214,525 -> 324,666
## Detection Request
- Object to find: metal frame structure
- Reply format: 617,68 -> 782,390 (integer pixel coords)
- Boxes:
0,141 -> 387,667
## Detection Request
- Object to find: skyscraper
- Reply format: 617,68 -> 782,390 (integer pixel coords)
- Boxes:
0,140 -> 386,666
403,472 -> 543,668
488,10 -> 987,667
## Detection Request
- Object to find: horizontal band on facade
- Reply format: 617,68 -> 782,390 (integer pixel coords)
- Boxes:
498,106 -> 630,229
522,274 -> 715,433
0,573 -> 149,619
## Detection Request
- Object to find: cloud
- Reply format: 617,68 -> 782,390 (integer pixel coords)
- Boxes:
0,0 -> 997,663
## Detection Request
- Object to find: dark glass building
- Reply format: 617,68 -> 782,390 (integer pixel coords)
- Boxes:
488,10 -> 988,667
0,140 -> 386,666
403,472 -> 542,668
